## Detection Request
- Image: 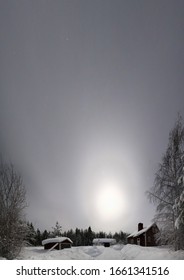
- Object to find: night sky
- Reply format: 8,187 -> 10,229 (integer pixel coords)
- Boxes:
0,0 -> 184,233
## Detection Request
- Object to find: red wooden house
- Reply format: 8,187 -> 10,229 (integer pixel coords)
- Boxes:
127,223 -> 159,246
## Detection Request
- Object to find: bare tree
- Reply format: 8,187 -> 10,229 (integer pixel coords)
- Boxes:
147,115 -> 184,250
0,159 -> 27,259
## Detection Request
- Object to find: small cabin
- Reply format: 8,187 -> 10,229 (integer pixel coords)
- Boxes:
92,238 -> 116,247
42,237 -> 73,250
127,222 -> 159,246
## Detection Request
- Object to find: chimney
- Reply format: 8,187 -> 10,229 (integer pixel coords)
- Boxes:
138,223 -> 143,231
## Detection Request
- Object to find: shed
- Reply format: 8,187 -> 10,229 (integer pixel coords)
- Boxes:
92,238 -> 116,247
127,222 -> 159,246
42,237 -> 73,250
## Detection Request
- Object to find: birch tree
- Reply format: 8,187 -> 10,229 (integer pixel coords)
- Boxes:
0,159 -> 27,259
147,116 -> 184,250
173,153 -> 184,249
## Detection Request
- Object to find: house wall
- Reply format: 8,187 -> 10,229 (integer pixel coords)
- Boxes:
127,225 -> 159,247
138,234 -> 145,246
44,240 -> 72,250
145,226 -> 158,246
127,237 -> 134,244
128,235 -> 145,246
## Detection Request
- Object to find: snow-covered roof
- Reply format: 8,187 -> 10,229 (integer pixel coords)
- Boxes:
128,223 -> 156,238
42,237 -> 73,246
93,238 -> 116,244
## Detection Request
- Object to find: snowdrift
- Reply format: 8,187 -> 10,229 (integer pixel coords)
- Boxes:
15,244 -> 184,260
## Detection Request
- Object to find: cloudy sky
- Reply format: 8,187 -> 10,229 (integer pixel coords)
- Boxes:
0,0 -> 184,234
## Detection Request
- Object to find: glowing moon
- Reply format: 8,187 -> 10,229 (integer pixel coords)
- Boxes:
94,178 -> 126,222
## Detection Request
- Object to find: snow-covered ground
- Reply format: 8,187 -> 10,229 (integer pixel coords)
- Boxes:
17,244 -> 184,260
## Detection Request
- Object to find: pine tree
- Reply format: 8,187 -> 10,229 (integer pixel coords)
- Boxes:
147,115 -> 184,250
26,222 -> 36,246
66,229 -> 75,245
35,229 -> 42,246
87,226 -> 94,245
75,228 -> 82,246
42,230 -> 50,240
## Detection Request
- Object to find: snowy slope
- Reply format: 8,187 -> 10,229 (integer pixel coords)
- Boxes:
121,244 -> 184,260
17,244 -> 184,260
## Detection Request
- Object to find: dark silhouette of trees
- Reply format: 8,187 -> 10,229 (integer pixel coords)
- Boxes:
27,224 -> 128,247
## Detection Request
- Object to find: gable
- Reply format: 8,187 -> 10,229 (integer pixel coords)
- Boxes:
128,223 -> 158,238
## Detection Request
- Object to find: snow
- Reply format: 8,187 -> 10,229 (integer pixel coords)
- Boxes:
93,238 -> 116,244
175,216 -> 180,229
121,244 -> 184,260
42,237 -> 72,245
180,190 -> 184,202
174,189 -> 184,228
16,244 -> 184,260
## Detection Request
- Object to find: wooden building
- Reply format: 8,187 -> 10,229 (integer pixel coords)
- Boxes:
42,237 -> 73,250
127,223 -> 159,246
92,238 -> 116,247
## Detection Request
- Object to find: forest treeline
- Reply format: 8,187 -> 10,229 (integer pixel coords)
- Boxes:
26,221 -> 128,247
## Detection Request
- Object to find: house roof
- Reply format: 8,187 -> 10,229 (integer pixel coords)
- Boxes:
42,237 -> 73,246
93,238 -> 116,244
127,223 -> 156,238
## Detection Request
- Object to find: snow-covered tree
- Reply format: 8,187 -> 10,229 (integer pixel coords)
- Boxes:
51,221 -> 62,237
147,116 -> 184,250
0,159 -> 27,259
25,222 -> 37,246
174,191 -> 184,229
173,153 -> 184,249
